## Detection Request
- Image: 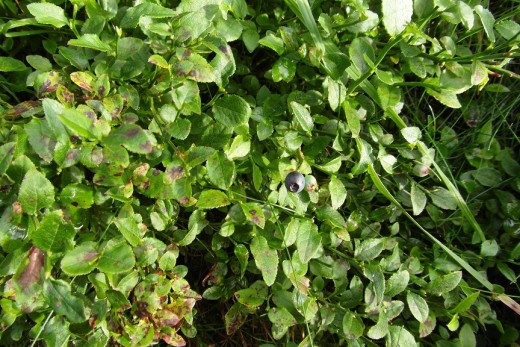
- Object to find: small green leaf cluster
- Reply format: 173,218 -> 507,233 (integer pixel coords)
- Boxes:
0,0 -> 519,346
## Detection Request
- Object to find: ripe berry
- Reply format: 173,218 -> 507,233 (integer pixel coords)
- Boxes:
285,171 -> 305,193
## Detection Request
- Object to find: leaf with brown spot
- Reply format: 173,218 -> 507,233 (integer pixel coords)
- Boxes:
61,242 -> 99,275
35,71 -> 62,97
196,190 -> 230,209
18,247 -> 45,288
241,202 -> 265,229
3,100 -> 42,118
70,71 -> 95,92
106,124 -> 155,154
225,302 -> 249,335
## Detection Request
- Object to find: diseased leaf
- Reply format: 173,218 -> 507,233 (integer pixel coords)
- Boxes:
61,242 -> 99,275
241,202 -> 265,229
225,302 -> 248,335
343,311 -> 364,339
106,124 -> 154,154
196,190 -> 231,209
268,307 -> 297,340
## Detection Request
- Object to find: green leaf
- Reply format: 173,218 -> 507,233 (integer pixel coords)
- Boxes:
97,238 -> 135,274
258,32 -> 284,54
426,87 -> 461,108
170,118 -> 191,140
296,220 -> 322,263
386,326 -> 416,347
0,142 -> 16,176
450,292 -> 479,314
496,20 -> 520,41
114,217 -> 142,247
349,37 -> 374,75
473,168 -> 502,187
480,239 -> 499,257
40,316 -> 70,347
58,108 -> 96,139
367,312 -> 389,340
354,238 -> 385,261
289,101 -> 314,133
212,95 -> 252,129
25,55 -> 52,72
250,235 -> 278,286
68,34 -> 112,52
459,323 -> 476,347
343,101 -> 361,138
31,210 -> 75,252
44,278 -> 86,323
226,135 -> 251,159
19,169 -> 55,215
474,5 -> 495,42
406,291 -> 429,323
27,3 -> 68,28
352,138 -> 373,175
385,270 -> 410,297
177,209 -> 208,246
61,242 -> 99,275
272,57 -> 296,82
411,183 -> 427,215
329,176 -> 347,209
316,205 -> 347,229
0,57 -> 27,72
242,28 -> 260,52
428,187 -> 457,210
315,156 -> 342,174
120,2 -> 175,28
401,127 -> 421,144
426,271 -> 462,296
196,190 -> 231,209
241,202 -> 265,229
234,244 -> 249,279
185,145 -> 216,168
382,0 -> 413,36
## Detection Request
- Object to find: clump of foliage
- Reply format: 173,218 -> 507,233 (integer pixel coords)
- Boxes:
0,0 -> 519,346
